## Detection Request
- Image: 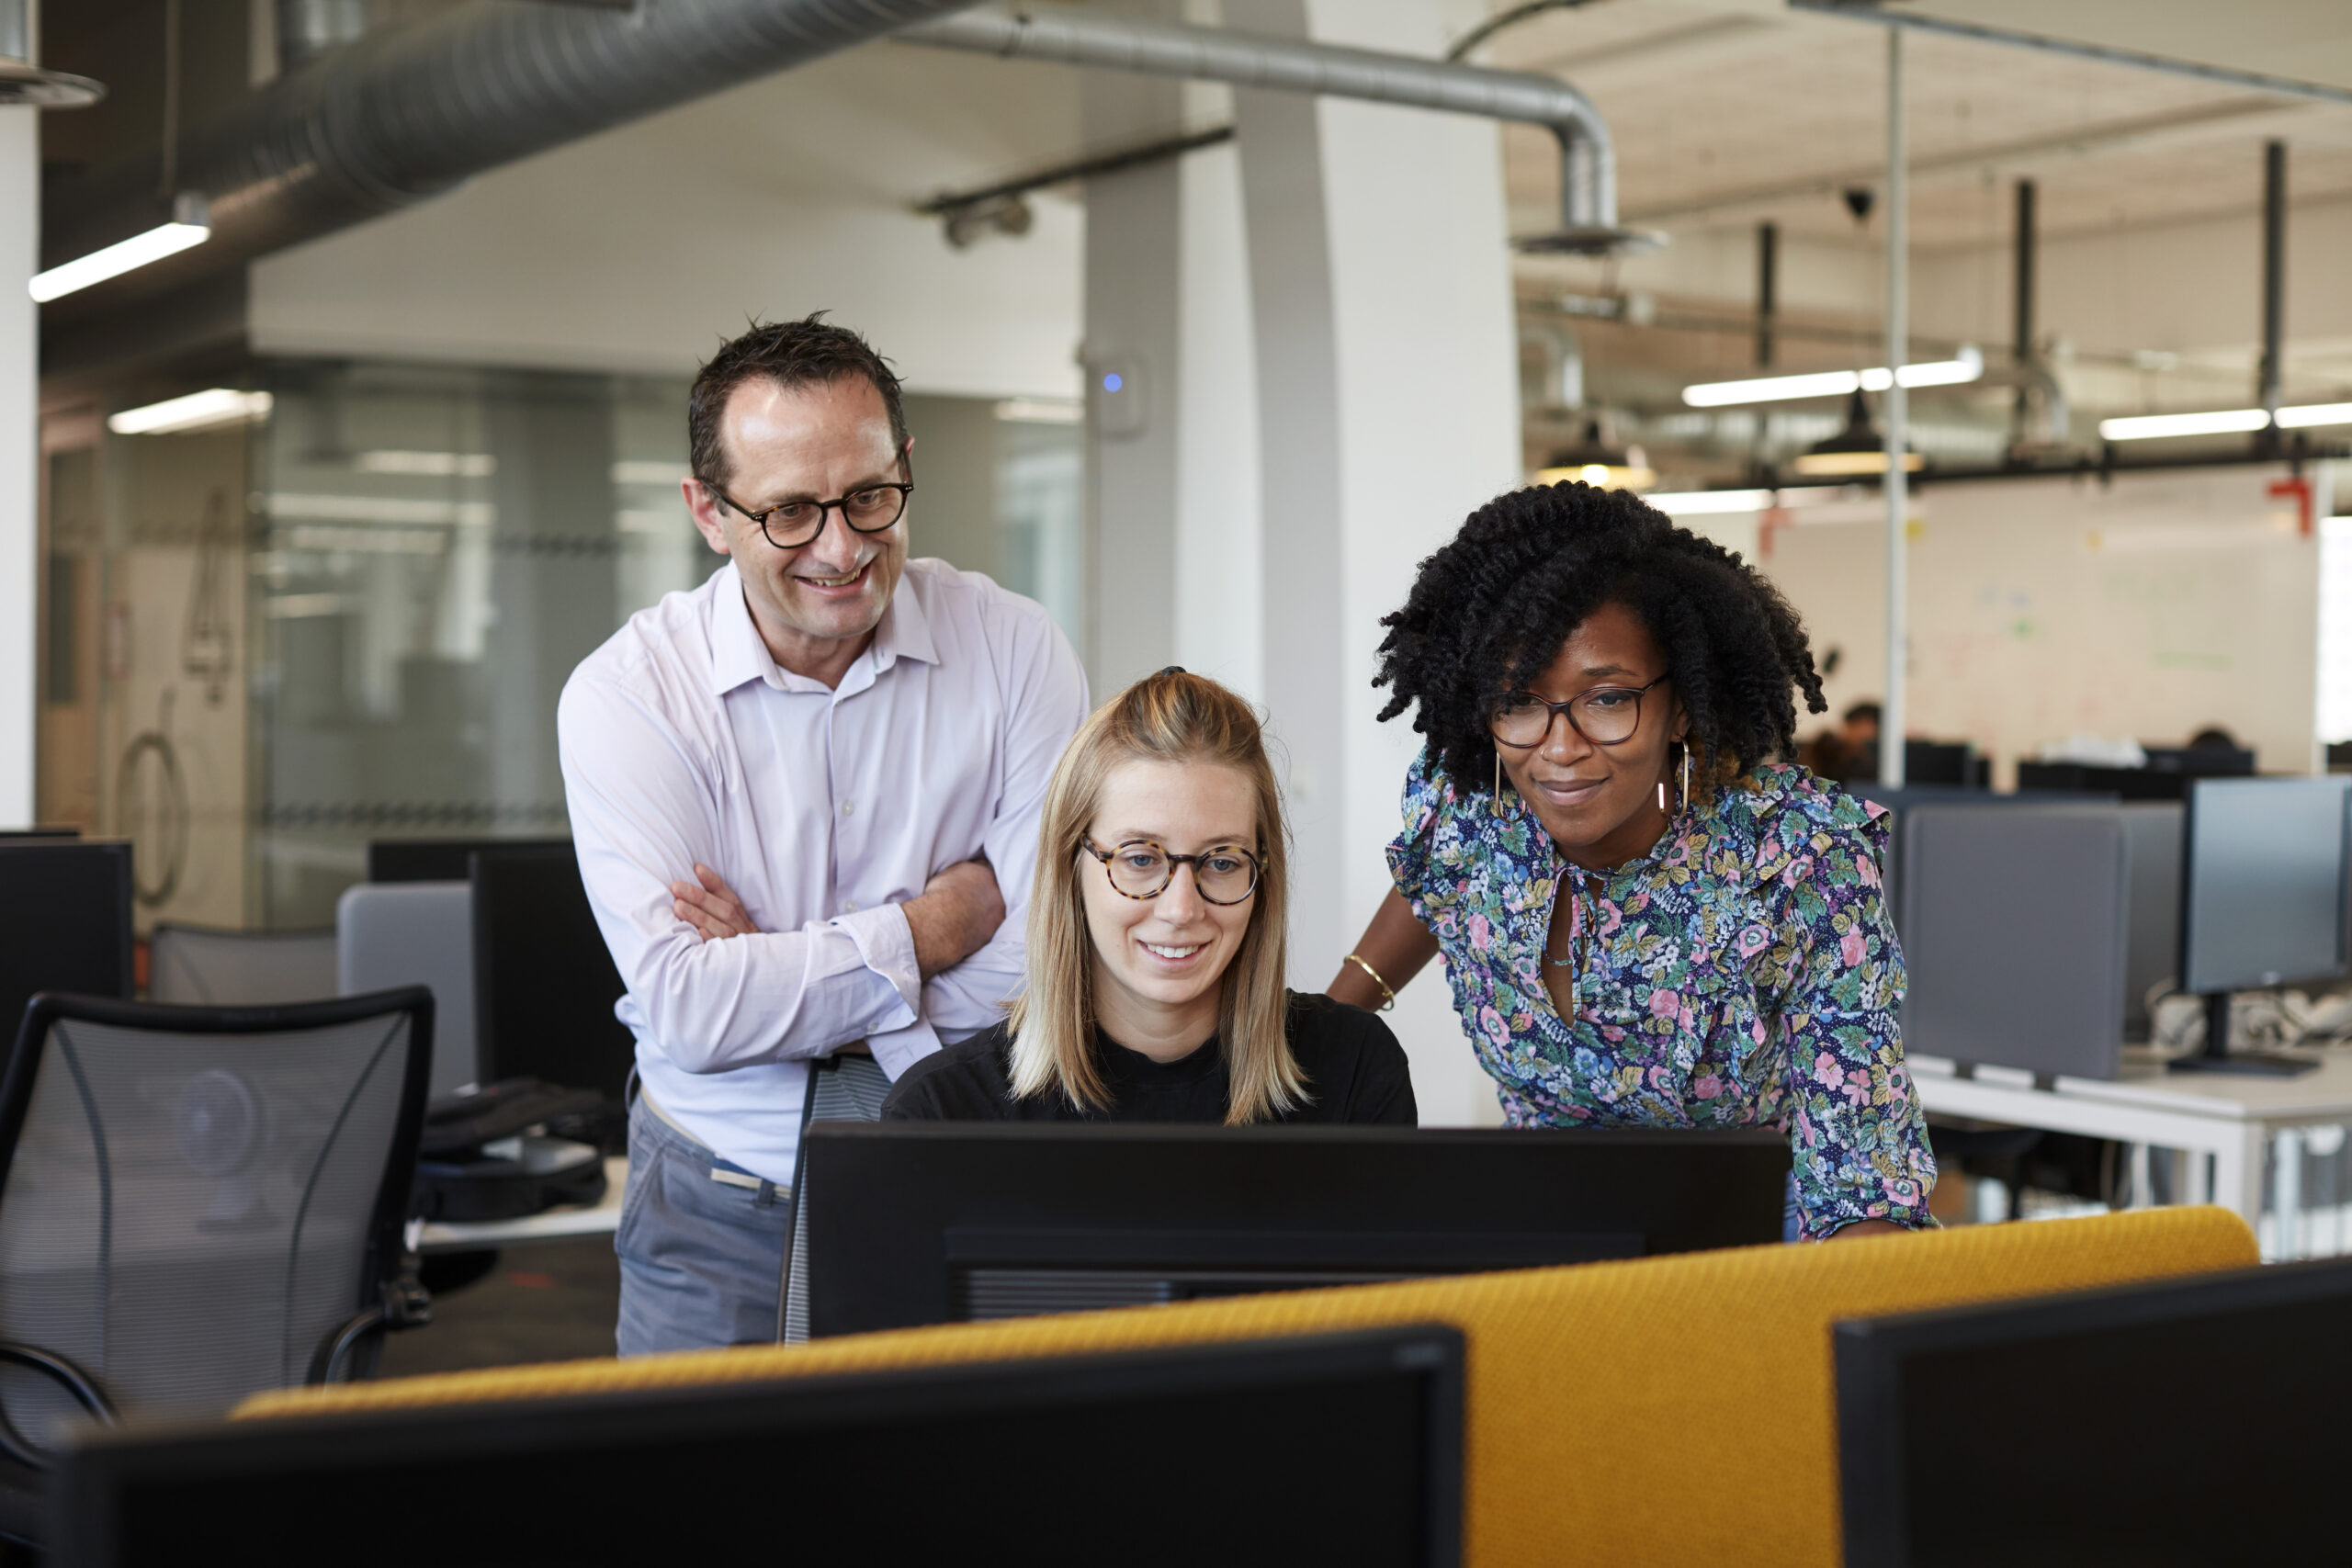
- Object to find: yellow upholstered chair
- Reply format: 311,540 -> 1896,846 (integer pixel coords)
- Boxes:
244,1207 -> 2256,1567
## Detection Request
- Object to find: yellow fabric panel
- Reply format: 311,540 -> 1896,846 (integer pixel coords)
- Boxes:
245,1207 -> 2254,1567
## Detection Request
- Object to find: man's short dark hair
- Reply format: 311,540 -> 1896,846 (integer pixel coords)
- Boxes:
1843,701 -> 1883,727
688,313 -> 909,490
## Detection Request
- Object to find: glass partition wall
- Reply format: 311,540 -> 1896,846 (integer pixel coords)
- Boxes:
37,360 -> 1084,931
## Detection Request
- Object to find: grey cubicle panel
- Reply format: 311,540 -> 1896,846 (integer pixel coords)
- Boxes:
2119,803 -> 2183,1040
337,879 -> 479,1099
1897,803 -> 2130,1080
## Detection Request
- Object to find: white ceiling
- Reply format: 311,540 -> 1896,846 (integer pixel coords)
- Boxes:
1483,0 -> 2352,247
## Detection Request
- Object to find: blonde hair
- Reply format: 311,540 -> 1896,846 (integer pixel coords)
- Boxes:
1007,670 -> 1305,1122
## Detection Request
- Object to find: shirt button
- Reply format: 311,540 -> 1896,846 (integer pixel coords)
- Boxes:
844,901 -> 858,914
842,800 -> 855,817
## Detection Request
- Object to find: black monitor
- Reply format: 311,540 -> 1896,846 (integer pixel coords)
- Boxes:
1836,1256 -> 2352,1567
367,836 -> 571,884
2172,775 -> 2350,1076
805,1122 -> 1791,1337
0,842 -> 132,1050
55,1325 -> 1464,1568
2014,760 -> 2191,800
468,843 -> 634,1099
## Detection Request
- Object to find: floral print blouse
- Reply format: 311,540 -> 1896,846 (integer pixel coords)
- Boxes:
1387,754 -> 1936,1238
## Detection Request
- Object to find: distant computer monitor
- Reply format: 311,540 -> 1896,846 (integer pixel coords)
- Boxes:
56,1326 -> 1464,1568
469,844 -> 634,1098
367,837 -> 571,884
2173,775 -> 2351,1075
1836,1257 -> 2352,1567
2014,761 -> 2189,801
805,1122 -> 1791,1337
1896,803 -> 2130,1080
2118,804 -> 2183,1041
0,842 -> 132,1051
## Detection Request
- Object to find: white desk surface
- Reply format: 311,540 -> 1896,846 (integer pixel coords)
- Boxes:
413,1156 -> 628,1254
1912,1045 -> 2352,1125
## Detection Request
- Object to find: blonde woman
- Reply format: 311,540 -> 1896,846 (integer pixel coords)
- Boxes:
884,668 -> 1414,1124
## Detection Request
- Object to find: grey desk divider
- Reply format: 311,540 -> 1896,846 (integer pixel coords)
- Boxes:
337,880 -> 480,1099
1896,802 -> 2132,1081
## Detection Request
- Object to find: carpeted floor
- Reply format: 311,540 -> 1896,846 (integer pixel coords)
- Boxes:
379,1236 -> 623,1377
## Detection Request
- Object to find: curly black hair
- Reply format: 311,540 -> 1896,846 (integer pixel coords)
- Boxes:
1374,482 -> 1826,787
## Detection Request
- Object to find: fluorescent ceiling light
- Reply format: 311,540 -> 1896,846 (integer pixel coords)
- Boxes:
107,388 -> 272,436
1534,462 -> 1657,490
2278,402 -> 2352,430
356,450 -> 496,478
2099,402 -> 2352,440
1644,490 -> 1776,514
1792,448 -> 1926,477
31,195 -> 211,303
995,398 -> 1083,424
1682,348 -> 1983,408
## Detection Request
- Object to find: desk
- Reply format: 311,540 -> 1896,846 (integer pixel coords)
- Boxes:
411,1156 -> 628,1255
1914,1049 -> 2352,1257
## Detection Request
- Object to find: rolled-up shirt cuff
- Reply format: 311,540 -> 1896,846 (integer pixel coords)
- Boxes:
866,1018 -> 943,1082
830,902 -> 922,1018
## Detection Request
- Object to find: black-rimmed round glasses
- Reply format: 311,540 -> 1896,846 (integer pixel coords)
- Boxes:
700,460 -> 914,551
1080,836 -> 1261,905
1489,673 -> 1670,750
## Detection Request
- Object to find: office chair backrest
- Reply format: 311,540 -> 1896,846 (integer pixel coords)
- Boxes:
0,989 -> 433,1448
149,925 -> 340,1008
337,882 -> 479,1100
469,845 -> 633,1100
0,843 -> 132,1055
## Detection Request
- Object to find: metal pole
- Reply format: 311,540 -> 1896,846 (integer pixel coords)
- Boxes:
2012,178 -> 2035,436
1882,28 -> 1908,788
1756,220 -> 1778,367
2258,139 -> 2286,430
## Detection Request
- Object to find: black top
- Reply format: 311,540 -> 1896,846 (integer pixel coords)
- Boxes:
881,991 -> 1417,1125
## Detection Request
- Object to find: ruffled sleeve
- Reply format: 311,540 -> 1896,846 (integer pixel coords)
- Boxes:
1385,749 -> 1463,931
1751,773 -> 1938,1237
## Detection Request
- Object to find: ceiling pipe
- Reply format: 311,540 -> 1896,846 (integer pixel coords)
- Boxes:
38,0 -> 989,310
1754,220 -> 1776,368
2257,139 -> 2286,435
893,4 -> 1658,254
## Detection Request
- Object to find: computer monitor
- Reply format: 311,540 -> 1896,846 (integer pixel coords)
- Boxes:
2173,775 -> 2351,1076
366,836 -> 571,884
804,1122 -> 1791,1337
0,842 -> 132,1053
54,1325 -> 1464,1568
1835,1256 -> 2352,1567
468,843 -> 634,1099
2118,803 -> 2183,1041
1894,802 -> 2130,1080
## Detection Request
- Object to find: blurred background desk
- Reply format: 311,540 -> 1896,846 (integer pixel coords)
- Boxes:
413,1156 -> 628,1255
1914,1050 -> 2352,1258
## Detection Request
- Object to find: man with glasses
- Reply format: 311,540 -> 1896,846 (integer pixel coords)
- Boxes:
560,315 -> 1089,1351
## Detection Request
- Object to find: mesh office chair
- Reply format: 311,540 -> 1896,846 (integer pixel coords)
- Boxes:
148,923 -> 341,1008
0,988 -> 436,1537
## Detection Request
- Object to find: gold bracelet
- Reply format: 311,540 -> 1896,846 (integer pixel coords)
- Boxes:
1343,953 -> 1397,1012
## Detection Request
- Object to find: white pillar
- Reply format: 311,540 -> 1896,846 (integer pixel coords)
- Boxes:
1881,28 -> 1909,788
0,104 -> 38,827
1232,0 -> 1521,1124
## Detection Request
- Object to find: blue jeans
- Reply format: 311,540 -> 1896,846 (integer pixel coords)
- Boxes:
615,1097 -> 793,1356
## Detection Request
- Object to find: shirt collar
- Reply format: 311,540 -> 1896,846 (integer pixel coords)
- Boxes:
707,560 -> 941,697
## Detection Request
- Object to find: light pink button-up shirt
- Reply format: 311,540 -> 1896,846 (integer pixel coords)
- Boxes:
557,558 -> 1089,1183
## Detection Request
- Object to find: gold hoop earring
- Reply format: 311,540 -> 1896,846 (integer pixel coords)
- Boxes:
1494,749 -> 1504,819
1681,742 -> 1693,809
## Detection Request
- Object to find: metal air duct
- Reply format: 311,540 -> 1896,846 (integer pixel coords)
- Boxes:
39,0 -> 989,310
894,4 -> 1657,254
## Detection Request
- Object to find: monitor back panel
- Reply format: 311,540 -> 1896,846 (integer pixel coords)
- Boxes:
2180,776 -> 2351,994
1898,803 -> 2128,1079
0,842 -> 132,1049
366,836 -> 571,884
469,845 -> 634,1098
57,1326 -> 1464,1568
1838,1257 -> 2352,1568
806,1122 -> 1791,1337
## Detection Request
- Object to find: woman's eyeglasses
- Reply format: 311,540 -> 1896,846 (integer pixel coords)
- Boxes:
1489,673 -> 1670,750
1080,837 -> 1261,905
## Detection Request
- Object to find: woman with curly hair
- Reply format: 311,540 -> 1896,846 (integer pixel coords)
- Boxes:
1325,483 -> 1934,1239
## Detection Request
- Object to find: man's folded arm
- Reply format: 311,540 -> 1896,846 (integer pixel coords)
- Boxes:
559,675 -> 918,1074
922,611 -> 1091,1039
